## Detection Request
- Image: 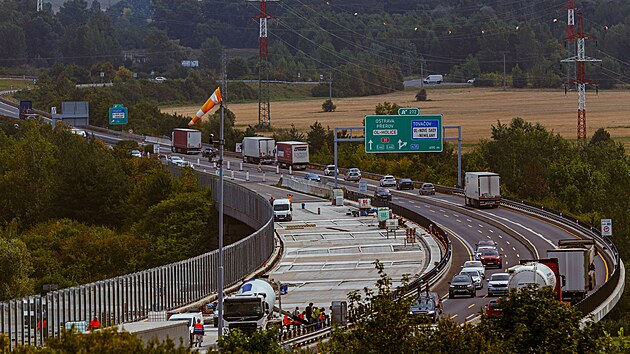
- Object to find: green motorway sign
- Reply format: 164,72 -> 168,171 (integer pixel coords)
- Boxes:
364,114 -> 443,153
109,104 -> 128,125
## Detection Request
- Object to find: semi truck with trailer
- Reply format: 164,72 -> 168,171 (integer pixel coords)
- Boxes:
276,141 -> 309,170
171,128 -> 202,154
547,239 -> 596,304
464,172 -> 501,208
242,137 -> 275,164
508,258 -> 562,301
223,279 -> 276,334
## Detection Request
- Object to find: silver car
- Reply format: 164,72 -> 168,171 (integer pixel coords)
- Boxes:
487,272 -> 510,296
345,171 -> 361,181
419,183 -> 435,195
460,269 -> 483,289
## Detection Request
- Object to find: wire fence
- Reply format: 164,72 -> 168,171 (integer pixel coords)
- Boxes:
0,168 -> 274,348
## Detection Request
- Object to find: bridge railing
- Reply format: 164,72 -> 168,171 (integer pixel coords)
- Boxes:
0,169 -> 274,348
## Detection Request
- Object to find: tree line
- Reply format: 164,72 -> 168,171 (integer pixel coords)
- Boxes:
1,0 -> 629,98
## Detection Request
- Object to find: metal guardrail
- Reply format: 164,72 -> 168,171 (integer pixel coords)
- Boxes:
0,168 -> 274,349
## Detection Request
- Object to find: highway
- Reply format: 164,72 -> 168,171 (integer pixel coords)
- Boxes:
161,152 -> 610,323
0,98 -> 617,329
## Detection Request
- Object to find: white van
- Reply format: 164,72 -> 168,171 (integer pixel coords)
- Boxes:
273,198 -> 292,221
423,74 -> 443,84
168,312 -> 204,342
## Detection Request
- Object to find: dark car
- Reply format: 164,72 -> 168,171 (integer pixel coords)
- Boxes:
304,173 -> 321,182
202,147 -> 217,159
409,299 -> 440,322
448,274 -> 476,298
479,248 -> 503,269
374,187 -> 392,201
396,178 -> 414,190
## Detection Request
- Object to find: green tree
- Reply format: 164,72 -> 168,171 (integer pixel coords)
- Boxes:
322,99 -> 336,112
217,328 -> 283,354
374,102 -> 400,115
200,36 -> 223,73
478,286 -> 606,353
511,64 -> 527,88
307,121 -> 328,154
0,237 -> 34,301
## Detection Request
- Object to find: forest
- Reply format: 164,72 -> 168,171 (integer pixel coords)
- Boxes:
0,0 -> 628,95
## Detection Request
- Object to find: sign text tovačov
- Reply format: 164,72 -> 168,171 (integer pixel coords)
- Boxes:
364,114 -> 443,153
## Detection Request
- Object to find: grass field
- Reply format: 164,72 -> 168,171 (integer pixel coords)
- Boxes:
162,87 -> 630,150
0,79 -> 32,92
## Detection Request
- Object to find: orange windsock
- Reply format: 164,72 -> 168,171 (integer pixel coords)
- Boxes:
188,87 -> 222,126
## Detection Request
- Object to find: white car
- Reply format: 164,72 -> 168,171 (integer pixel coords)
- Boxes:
462,260 -> 485,279
130,149 -> 142,158
459,268 -> 483,289
155,76 -> 167,82
380,175 -> 396,187
170,156 -> 184,165
467,78 -> 476,84
487,272 -> 510,296
347,168 -> 361,177
324,165 -> 338,176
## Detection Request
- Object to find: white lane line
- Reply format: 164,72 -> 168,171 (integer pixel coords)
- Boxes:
477,230 -> 483,233
500,248 -> 504,252
478,224 -> 483,228
453,214 -> 459,217
444,215 -> 450,218
512,247 -> 516,251
517,254 -> 520,258
498,235 -> 502,239
506,241 -> 510,245
466,314 -> 475,320
439,209 -> 446,212
468,225 -> 473,228
430,210 -> 436,213
466,219 -> 472,222
456,219 -> 462,223
489,230 -> 494,233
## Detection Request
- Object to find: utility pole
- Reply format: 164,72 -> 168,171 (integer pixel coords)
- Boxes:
561,12 -> 600,140
37,0 -> 43,11
328,71 -> 332,102
503,52 -> 507,90
217,52 -> 227,337
248,0 -> 278,129
565,0 -> 577,91
420,60 -> 424,88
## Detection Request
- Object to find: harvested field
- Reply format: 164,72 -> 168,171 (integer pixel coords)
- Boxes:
162,87 -> 630,150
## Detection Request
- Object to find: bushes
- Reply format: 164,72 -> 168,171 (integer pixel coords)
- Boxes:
415,88 -> 427,101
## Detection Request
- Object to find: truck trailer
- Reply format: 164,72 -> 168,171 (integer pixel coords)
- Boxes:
508,258 -> 562,301
19,101 -> 38,120
242,137 -> 275,164
171,128 -> 202,154
276,141 -> 309,170
222,279 -> 276,335
464,172 -> 501,208
548,239 -> 596,304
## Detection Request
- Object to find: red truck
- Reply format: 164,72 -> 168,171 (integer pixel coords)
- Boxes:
276,141 -> 309,170
171,128 -> 202,154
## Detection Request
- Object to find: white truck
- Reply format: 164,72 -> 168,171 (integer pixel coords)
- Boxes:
276,141 -> 309,170
242,137 -> 275,164
547,239 -> 596,304
464,172 -> 501,208
171,128 -> 202,154
223,279 -> 276,334
507,261 -> 557,294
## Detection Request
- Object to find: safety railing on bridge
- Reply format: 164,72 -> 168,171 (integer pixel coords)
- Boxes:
0,168 -> 274,348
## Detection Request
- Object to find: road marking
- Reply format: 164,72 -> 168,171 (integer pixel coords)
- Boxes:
512,247 -> 516,251
409,200 -> 415,204
467,219 -> 472,222
498,235 -> 502,238
477,230 -> 483,233
505,261 -> 509,265
456,219 -> 461,222
466,314 -> 475,320
468,225 -> 473,228
439,209 -> 446,212
444,214 -> 450,218
441,294 -> 449,300
500,248 -> 504,252
430,209 -> 435,213
478,224 -> 483,228
483,294 -> 488,298
506,241 -> 510,245
453,214 -> 459,217
450,314 -> 458,319
467,304 -> 475,309
486,235 -> 492,239
489,229 -> 494,233
516,254 -> 520,258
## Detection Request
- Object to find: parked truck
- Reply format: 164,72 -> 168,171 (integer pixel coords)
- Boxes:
171,128 -> 202,154
508,258 -> 562,301
464,172 -> 501,208
547,239 -> 596,304
276,141 -> 309,170
19,101 -> 38,120
242,137 -> 275,164
223,279 -> 276,335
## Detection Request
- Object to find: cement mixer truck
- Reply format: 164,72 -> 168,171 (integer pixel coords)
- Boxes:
508,258 -> 562,301
222,279 -> 276,334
